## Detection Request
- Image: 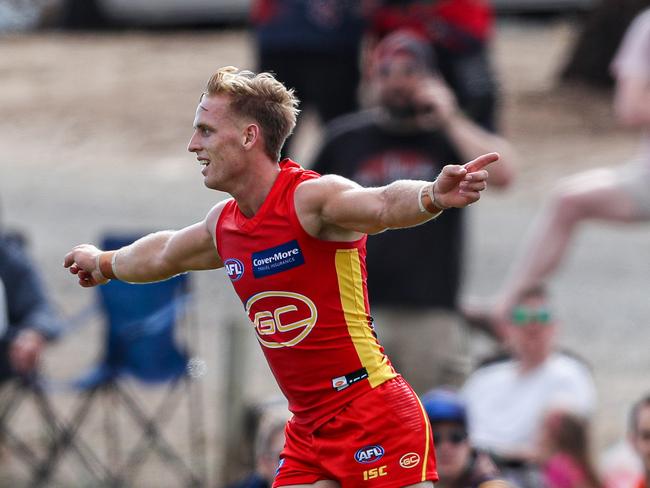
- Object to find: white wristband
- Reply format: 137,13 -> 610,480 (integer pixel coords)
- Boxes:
95,254 -> 108,281
429,181 -> 448,210
418,183 -> 445,216
417,184 -> 429,213
111,250 -> 120,280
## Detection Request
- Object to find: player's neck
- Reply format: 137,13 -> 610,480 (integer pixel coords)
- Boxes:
231,159 -> 281,218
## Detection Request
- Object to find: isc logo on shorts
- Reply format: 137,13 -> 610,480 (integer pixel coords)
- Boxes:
224,258 -> 244,282
354,445 -> 385,464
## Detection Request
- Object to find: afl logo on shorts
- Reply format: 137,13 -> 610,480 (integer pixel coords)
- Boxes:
245,291 -> 318,349
224,258 -> 244,282
354,445 -> 385,464
399,452 -> 421,469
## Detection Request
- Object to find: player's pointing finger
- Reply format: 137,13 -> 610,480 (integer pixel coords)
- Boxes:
464,152 -> 499,173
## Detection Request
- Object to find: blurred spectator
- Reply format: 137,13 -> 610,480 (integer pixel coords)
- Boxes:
600,438 -> 643,488
0,224 -> 62,381
464,7 -> 650,333
368,0 -> 499,131
0,278 -> 7,336
628,394 -> 650,488
251,0 -> 369,156
538,409 -> 602,488
311,29 -> 515,392
421,387 -> 507,488
226,402 -> 290,488
461,285 -> 596,488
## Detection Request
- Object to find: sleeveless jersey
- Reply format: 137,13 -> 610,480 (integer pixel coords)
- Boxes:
216,159 -> 397,428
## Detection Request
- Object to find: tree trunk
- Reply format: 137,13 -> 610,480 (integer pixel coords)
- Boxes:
561,0 -> 650,87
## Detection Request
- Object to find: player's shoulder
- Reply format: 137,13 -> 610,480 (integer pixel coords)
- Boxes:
296,173 -> 359,196
206,197 -> 233,226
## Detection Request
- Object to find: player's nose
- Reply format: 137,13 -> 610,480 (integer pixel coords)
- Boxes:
187,131 -> 200,153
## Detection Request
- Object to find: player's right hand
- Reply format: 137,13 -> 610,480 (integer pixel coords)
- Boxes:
63,244 -> 110,288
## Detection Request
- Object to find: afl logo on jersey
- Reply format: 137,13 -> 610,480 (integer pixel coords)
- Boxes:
355,445 -> 385,464
245,291 -> 317,349
224,258 -> 244,282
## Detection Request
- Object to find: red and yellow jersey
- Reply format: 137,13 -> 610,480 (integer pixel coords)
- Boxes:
216,159 -> 397,428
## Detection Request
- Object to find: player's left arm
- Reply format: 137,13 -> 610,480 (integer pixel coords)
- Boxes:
296,153 -> 499,239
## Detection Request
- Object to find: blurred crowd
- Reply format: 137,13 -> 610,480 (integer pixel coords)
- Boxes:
2,0 -> 650,487
238,1 -> 650,486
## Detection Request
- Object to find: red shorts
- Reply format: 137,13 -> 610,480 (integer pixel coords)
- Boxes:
273,376 -> 437,487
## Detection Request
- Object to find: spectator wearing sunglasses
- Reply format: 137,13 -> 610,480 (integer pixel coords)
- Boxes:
460,285 -> 597,488
422,388 -> 507,488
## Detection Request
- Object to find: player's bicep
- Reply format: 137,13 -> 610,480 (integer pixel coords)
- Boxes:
312,176 -> 387,235
163,203 -> 225,272
163,222 -> 222,272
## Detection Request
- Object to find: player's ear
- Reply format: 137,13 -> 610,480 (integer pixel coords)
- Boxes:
242,124 -> 259,150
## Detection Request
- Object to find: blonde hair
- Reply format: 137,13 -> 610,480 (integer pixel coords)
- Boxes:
204,66 -> 300,161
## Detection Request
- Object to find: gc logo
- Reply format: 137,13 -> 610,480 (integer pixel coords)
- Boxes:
245,291 -> 318,349
399,452 -> 421,469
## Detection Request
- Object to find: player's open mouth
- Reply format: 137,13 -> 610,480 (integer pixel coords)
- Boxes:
198,160 -> 210,167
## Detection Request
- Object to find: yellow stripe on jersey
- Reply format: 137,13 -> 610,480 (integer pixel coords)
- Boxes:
416,395 -> 433,481
335,249 -> 396,388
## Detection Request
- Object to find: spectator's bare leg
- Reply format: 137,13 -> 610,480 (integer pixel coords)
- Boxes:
494,167 -> 641,324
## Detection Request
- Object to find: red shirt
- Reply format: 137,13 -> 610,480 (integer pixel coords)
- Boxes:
371,0 -> 493,51
216,160 -> 397,428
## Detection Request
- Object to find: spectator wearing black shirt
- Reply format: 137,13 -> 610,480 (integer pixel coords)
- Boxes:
311,30 -> 515,391
251,0 -> 368,157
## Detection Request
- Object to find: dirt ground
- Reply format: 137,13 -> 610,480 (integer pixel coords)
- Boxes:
0,17 -> 649,486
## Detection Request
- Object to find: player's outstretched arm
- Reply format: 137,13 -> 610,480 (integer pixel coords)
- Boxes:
296,153 -> 499,238
63,202 -> 225,287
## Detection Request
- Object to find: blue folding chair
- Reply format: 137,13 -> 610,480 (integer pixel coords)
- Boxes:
36,233 -> 206,487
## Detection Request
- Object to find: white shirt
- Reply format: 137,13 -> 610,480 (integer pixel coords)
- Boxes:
461,352 -> 597,456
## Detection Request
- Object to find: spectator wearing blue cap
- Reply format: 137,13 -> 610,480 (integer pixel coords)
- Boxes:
422,388 -> 507,488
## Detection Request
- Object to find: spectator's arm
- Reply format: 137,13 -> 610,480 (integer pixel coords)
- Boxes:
442,112 -> 516,189
411,77 -> 516,189
3,242 -> 63,341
